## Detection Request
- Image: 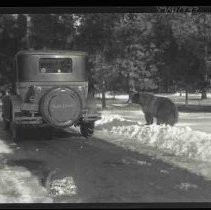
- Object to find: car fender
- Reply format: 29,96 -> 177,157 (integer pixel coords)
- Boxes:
9,95 -> 22,121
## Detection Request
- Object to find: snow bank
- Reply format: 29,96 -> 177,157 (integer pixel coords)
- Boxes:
0,140 -> 12,154
96,114 -> 211,163
95,92 -> 129,100
0,166 -> 52,203
0,137 -> 51,202
49,177 -> 77,197
174,182 -> 198,191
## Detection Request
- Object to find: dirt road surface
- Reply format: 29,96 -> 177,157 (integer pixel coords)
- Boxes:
1,120 -> 211,203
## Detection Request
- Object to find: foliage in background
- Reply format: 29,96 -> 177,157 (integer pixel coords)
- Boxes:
0,13 -> 211,105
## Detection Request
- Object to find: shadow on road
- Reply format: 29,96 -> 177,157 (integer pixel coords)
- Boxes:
1,121 -> 211,202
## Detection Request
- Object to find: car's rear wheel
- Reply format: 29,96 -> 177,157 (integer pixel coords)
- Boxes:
80,122 -> 95,138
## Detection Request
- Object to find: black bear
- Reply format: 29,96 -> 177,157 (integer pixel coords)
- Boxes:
131,92 -> 178,126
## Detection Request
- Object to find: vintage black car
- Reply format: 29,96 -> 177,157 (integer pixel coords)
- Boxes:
2,50 -> 101,141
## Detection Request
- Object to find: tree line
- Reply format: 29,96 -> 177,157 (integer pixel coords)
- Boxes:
0,13 -> 211,107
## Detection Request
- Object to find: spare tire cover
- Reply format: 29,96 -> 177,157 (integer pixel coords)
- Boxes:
40,87 -> 82,127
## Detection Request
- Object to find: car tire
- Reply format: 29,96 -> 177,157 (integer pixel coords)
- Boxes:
80,122 -> 95,138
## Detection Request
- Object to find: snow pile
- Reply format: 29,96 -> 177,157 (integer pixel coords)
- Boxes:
174,182 -> 198,191
49,177 -> 77,197
95,92 -> 129,100
0,166 -> 52,203
121,157 -> 152,166
96,114 -> 211,163
0,140 -> 12,154
96,114 -> 139,130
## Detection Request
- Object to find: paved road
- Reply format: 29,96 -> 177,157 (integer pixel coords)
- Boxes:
1,121 -> 211,203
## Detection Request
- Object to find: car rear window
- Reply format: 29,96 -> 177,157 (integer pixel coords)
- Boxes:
39,58 -> 73,73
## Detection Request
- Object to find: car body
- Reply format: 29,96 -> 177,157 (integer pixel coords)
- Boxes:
2,50 -> 101,140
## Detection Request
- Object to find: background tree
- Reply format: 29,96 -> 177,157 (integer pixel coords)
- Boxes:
74,13 -> 123,109
152,13 -> 209,104
0,14 -> 26,85
0,12 -> 211,107
112,13 -> 159,102
30,14 -> 75,50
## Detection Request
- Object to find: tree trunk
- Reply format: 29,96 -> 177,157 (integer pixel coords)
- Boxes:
113,91 -> 116,99
202,14 -> 208,100
102,80 -> 106,109
180,91 -> 182,97
127,73 -> 136,103
25,14 -> 31,49
185,88 -> 188,106
201,88 -> 207,99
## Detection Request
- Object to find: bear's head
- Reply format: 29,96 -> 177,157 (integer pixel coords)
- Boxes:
131,92 -> 154,106
131,92 -> 140,104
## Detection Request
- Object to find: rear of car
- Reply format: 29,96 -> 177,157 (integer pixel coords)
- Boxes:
2,50 -> 101,141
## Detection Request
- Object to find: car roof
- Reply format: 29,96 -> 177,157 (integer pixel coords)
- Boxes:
16,50 -> 88,56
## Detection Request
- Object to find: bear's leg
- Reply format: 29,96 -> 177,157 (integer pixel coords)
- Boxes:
144,113 -> 153,125
157,118 -> 164,125
165,115 -> 176,126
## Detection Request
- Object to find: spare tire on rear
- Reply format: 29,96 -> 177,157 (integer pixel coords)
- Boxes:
40,87 -> 82,127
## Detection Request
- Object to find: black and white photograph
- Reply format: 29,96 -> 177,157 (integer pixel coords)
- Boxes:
1,6 -> 211,207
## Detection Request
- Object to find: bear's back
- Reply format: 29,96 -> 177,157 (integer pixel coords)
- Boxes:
139,93 -> 157,113
156,96 -> 175,108
141,93 -> 176,115
156,96 -> 178,118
